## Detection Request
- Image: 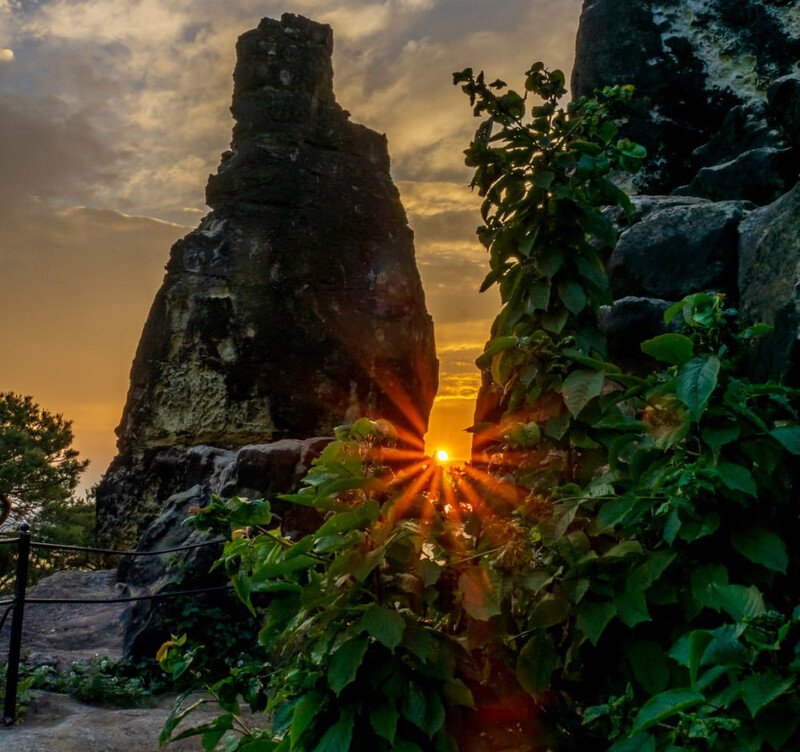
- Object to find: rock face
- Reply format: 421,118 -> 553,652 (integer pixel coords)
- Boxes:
571,0 -> 800,195
474,2 -> 800,451
570,0 -> 800,377
608,200 -> 749,300
739,183 -> 800,384
97,14 -> 438,548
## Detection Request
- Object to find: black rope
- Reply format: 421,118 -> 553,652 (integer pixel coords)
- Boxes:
21,584 -> 233,605
0,537 -> 19,546
29,538 -> 225,557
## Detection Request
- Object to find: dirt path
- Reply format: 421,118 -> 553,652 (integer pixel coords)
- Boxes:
0,570 -> 247,751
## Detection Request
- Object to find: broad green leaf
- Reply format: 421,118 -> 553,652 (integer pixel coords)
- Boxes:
313,708 -> 355,752
401,682 -> 445,737
558,280 -> 587,314
677,356 -> 720,421
328,636 -> 368,695
640,334 -> 694,365
420,558 -> 443,586
525,279 -> 551,313
253,555 -> 317,580
740,671 -> 795,717
701,625 -> 748,670
443,679 -> 475,708
159,691 -> 196,745
731,528 -> 788,573
712,583 -> 765,623
631,689 -> 705,733
528,595 -> 571,628
369,703 -> 398,744
421,688 -> 446,738
614,588 -> 650,627
516,631 -> 559,695
402,623 -> 436,663
716,462 -> 757,497
393,742 -> 424,752
232,572 -> 254,615
476,336 -> 518,368
316,502 -> 380,537
627,641 -> 669,695
686,631 -> 713,687
577,600 -> 615,645
458,565 -> 502,621
291,692 -> 323,747
237,739 -> 279,752
562,370 -> 605,417
627,551 -> 676,591
701,424 -> 740,451
540,307 -> 568,333
539,247 -> 565,277
596,496 -> 637,531
360,604 -> 406,651
168,714 -> 234,749
770,426 -> 800,454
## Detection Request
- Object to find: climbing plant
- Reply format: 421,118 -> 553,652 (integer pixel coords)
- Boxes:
452,66 -> 800,750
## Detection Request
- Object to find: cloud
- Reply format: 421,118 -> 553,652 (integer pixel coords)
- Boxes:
0,48 -> 13,60
398,180 -> 477,216
0,93 -> 121,208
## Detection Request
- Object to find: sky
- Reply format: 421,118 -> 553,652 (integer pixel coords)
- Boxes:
0,0 -> 583,490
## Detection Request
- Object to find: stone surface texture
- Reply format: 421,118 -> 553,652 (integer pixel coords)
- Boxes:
119,438 -> 328,659
0,571 -> 127,671
739,183 -> 800,384
571,0 -> 800,195
475,1 -> 800,454
608,200 -> 750,300
96,14 -> 437,549
569,0 -> 800,379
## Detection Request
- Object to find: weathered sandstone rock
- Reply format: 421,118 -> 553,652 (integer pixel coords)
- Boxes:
571,0 -> 800,193
739,183 -> 800,385
608,201 -> 751,300
678,147 -> 797,205
97,14 -> 438,549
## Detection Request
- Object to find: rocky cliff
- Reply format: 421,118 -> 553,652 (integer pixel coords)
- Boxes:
572,0 -> 800,195
96,14 -> 438,549
473,0 -> 800,454
572,0 -> 799,380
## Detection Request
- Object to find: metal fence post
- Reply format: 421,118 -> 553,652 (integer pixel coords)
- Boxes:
3,522 -> 30,727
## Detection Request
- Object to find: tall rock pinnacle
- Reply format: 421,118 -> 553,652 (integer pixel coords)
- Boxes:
96,14 -> 438,548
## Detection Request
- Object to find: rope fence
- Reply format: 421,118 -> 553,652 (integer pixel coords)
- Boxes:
1,522 -> 229,727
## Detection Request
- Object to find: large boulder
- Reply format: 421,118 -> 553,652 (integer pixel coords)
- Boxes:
118,436 -> 328,657
97,14 -> 438,549
739,183 -> 800,385
608,201 -> 751,300
678,147 -> 797,205
768,74 -> 800,151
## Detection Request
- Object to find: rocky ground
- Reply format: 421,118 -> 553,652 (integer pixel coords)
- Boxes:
0,570 -> 235,751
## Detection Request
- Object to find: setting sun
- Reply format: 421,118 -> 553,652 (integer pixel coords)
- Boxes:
435,449 -> 450,463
